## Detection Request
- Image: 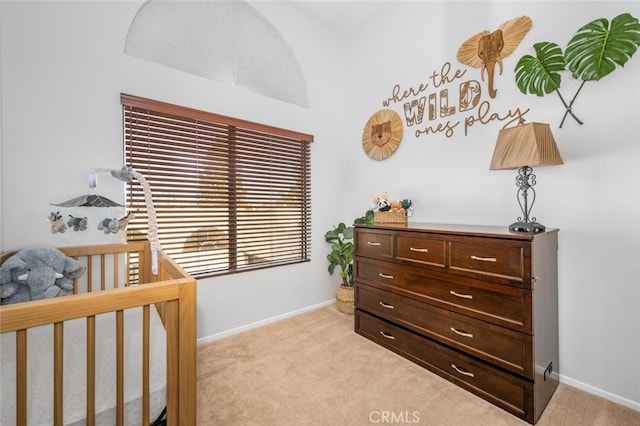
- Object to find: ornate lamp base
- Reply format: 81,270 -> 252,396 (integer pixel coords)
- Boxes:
509,221 -> 546,233
508,166 -> 547,234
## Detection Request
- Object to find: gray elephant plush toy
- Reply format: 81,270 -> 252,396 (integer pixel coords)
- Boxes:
97,218 -> 119,234
0,246 -> 86,305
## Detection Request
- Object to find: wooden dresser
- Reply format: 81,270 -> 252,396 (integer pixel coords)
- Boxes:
353,223 -> 559,424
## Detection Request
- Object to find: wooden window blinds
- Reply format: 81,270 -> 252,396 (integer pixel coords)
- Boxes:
121,94 -> 313,278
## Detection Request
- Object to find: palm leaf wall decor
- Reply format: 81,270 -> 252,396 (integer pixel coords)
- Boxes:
515,13 -> 640,128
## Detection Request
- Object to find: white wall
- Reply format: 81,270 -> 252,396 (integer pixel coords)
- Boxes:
343,0 -> 640,411
1,0 -> 639,413
0,0 -> 345,342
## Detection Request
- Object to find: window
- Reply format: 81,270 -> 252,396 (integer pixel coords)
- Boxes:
121,94 -> 313,278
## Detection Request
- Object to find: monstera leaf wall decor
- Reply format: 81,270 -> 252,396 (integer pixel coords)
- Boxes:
515,13 -> 640,128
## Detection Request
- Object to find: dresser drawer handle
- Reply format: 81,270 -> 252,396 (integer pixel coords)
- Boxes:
450,327 -> 474,339
378,273 -> 394,280
449,290 -> 473,299
451,364 -> 475,378
367,241 -> 382,246
379,301 -> 395,309
470,255 -> 497,262
380,331 -> 395,340
409,247 -> 429,253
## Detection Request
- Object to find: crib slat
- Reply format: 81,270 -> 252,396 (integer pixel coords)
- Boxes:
54,322 -> 64,426
143,304 -> 150,425
101,255 -> 106,291
86,315 -> 96,426
113,253 -> 119,288
72,255 -> 79,294
87,255 -> 93,292
16,329 -> 27,425
139,248 -> 151,284
116,310 -> 124,426
125,252 -> 131,287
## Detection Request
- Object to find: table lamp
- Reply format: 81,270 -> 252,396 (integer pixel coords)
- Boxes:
490,121 -> 564,233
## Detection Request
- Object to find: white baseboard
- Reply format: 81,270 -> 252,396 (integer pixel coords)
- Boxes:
560,374 -> 640,412
197,299 -> 336,345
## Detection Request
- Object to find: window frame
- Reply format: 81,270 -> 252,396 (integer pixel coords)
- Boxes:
121,93 -> 313,279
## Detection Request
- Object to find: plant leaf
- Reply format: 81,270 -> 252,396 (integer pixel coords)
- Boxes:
345,264 -> 354,286
365,210 -> 375,224
342,243 -> 354,260
354,210 -> 375,225
515,42 -> 565,96
327,262 -> 336,275
342,226 -> 354,240
324,229 -> 338,242
565,13 -> 640,81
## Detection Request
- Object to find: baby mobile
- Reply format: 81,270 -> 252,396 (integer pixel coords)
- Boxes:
50,170 -> 134,235
50,167 -> 160,274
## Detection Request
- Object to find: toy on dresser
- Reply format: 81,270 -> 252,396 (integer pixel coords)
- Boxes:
372,191 -> 412,223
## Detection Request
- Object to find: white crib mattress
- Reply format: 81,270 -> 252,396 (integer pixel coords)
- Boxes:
0,305 -> 166,425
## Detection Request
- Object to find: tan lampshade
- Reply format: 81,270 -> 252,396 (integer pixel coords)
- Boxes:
489,122 -> 564,170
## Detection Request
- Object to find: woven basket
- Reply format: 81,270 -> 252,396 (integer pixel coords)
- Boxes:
374,209 -> 407,224
336,285 -> 355,315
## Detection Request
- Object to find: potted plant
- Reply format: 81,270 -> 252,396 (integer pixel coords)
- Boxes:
325,211 -> 374,314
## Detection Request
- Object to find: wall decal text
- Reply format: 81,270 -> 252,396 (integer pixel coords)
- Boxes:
381,62 -> 529,140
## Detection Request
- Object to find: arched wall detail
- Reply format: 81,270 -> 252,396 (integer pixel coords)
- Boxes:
125,0 -> 309,107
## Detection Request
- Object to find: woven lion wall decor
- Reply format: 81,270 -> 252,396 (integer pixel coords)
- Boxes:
362,109 -> 404,161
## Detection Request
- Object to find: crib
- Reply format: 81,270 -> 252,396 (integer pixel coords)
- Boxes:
0,242 -> 197,426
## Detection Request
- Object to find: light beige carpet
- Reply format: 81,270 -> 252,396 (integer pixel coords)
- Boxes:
197,305 -> 640,425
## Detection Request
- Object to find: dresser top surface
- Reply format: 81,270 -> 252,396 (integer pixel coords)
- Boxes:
354,222 -> 558,240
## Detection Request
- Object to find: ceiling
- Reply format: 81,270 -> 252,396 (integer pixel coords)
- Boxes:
288,1 -> 389,35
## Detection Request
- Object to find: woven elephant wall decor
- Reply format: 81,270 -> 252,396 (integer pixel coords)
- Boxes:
457,16 -> 532,98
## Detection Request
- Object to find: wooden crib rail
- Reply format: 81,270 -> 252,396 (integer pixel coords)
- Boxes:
0,243 -> 196,426
0,242 -> 147,263
0,280 -> 183,332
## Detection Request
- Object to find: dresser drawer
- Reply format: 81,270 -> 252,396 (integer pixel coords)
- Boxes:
355,230 -> 393,259
354,258 -> 398,289
356,284 -> 532,378
355,310 -> 531,420
395,233 -> 445,268
397,267 -> 531,332
449,239 -> 528,286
